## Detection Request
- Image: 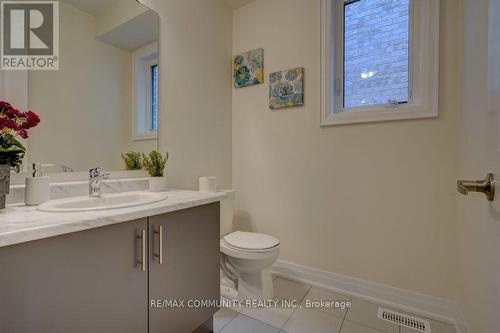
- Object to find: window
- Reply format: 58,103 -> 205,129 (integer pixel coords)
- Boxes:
343,0 -> 409,108
133,42 -> 158,140
150,64 -> 158,131
321,0 -> 440,125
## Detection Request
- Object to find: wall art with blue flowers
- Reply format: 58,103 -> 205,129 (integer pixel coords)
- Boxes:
269,67 -> 304,109
233,48 -> 264,88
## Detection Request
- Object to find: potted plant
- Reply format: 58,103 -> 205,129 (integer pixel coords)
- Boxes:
142,151 -> 168,192
121,151 -> 142,170
0,101 -> 40,208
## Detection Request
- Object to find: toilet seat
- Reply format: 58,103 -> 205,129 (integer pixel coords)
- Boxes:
223,231 -> 280,252
220,239 -> 280,260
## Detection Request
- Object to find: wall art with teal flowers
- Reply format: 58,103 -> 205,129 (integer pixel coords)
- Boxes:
269,67 -> 304,109
233,48 -> 264,88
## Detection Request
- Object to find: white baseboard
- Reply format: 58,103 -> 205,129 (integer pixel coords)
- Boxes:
272,260 -> 466,333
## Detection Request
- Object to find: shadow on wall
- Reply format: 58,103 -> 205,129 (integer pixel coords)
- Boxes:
488,205 -> 500,234
233,211 -> 254,232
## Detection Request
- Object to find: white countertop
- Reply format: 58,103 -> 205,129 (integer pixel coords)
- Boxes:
0,189 -> 228,248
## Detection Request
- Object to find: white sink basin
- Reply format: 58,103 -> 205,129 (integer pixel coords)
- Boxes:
38,191 -> 168,212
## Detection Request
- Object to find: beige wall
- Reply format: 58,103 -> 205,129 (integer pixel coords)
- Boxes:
28,3 -> 132,171
142,0 -> 233,190
232,0 -> 461,300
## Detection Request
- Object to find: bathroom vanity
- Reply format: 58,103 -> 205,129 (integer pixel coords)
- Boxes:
0,190 -> 224,333
0,1 -> 226,331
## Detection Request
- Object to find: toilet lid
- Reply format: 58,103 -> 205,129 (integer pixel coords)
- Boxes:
223,231 -> 280,251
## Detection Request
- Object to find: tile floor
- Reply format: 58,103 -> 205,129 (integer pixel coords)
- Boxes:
215,277 -> 456,333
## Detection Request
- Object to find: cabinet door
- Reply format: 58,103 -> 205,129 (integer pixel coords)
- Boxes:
149,203 -> 220,333
0,219 -> 148,333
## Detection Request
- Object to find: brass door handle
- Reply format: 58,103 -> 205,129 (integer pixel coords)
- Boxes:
457,173 -> 495,201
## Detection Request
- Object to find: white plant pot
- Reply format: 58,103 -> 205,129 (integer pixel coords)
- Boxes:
149,177 -> 166,192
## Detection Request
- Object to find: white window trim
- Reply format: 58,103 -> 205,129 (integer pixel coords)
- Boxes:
320,0 -> 440,126
132,42 -> 158,141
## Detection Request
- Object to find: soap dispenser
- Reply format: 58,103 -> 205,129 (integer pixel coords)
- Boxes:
25,163 -> 50,206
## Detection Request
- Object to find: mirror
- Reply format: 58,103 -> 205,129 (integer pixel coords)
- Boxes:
26,0 -> 159,172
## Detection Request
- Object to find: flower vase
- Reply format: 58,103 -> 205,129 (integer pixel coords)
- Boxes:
149,177 -> 166,192
0,165 -> 10,209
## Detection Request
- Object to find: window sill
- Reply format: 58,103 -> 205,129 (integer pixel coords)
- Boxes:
132,133 -> 157,141
320,104 -> 438,126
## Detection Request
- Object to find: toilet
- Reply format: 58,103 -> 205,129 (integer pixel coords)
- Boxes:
219,193 -> 280,301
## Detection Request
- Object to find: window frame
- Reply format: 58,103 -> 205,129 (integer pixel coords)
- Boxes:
320,0 -> 440,126
132,42 -> 159,141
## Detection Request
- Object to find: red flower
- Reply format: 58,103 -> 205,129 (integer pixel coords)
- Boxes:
22,111 -> 40,129
0,117 -> 19,131
4,107 -> 23,119
0,101 -> 12,111
17,128 -> 28,139
0,100 -> 40,140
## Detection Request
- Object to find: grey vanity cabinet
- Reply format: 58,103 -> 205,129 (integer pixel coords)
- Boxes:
149,203 -> 220,333
0,202 -> 220,333
0,218 -> 149,333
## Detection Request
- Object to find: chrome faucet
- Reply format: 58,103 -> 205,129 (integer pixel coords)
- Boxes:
89,167 -> 110,197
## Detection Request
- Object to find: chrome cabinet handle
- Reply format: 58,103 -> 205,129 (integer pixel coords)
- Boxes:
457,173 -> 495,201
153,225 -> 163,264
136,229 -> 147,272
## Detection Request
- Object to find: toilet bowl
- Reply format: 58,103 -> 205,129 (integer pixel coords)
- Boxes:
220,231 -> 280,300
219,192 -> 280,301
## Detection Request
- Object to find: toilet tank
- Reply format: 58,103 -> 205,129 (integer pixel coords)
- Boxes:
220,191 -> 235,236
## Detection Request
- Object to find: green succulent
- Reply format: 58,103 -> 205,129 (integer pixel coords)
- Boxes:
121,151 -> 142,170
142,151 -> 168,177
